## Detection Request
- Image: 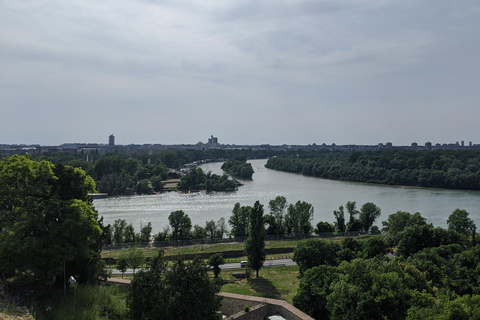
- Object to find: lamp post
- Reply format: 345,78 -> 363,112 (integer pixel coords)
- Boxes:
69,276 -> 77,320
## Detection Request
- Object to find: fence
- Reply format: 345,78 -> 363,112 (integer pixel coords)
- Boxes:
102,231 -> 363,251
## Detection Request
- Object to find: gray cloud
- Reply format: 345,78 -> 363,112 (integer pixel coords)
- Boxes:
1,0 -> 480,145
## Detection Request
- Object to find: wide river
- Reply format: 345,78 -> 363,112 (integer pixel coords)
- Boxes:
94,159 -> 480,234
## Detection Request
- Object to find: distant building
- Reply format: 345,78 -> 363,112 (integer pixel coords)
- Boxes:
204,135 -> 220,149
208,135 -> 218,144
109,135 -> 115,147
425,142 -> 432,151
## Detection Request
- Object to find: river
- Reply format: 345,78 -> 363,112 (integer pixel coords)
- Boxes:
93,159 -> 480,234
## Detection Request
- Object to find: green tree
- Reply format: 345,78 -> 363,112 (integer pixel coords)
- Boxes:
229,203 -> 250,238
326,258 -> 430,320
205,219 -> 217,238
397,225 -> 437,257
216,217 -> 228,238
128,251 -> 222,320
168,210 -> 192,240
124,224 -> 136,243
285,201 -> 314,235
120,246 -> 145,276
361,236 -> 391,259
0,155 -> 104,284
139,222 -> 152,243
268,196 -> 287,234
150,175 -> 164,192
293,239 -> 340,274
208,253 -> 225,278
447,209 -> 476,240
136,179 -> 151,194
382,211 -> 427,246
192,224 -> 207,239
315,221 -> 335,234
360,202 -> 381,233
345,201 -> 362,232
333,205 -> 346,233
113,219 -> 127,244
293,265 -> 340,319
245,201 -> 266,277
116,256 -> 128,279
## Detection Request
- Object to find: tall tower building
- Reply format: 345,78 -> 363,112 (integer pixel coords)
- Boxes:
109,134 -> 115,146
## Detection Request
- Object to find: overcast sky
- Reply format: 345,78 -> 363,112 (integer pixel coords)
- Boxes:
1,0 -> 479,146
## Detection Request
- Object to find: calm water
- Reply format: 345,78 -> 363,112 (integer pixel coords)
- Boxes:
94,159 -> 480,234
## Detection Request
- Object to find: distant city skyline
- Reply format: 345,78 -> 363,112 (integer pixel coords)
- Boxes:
1,134 -> 477,149
1,1 -> 479,146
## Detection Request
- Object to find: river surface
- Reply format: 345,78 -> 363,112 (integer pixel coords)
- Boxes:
94,159 -> 480,234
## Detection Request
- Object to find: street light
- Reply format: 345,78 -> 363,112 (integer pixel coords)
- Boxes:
69,276 -> 77,320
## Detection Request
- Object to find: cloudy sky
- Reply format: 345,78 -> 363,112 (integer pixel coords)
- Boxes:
1,0 -> 479,146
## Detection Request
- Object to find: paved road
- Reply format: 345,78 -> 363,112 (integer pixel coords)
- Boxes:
110,258 -> 296,275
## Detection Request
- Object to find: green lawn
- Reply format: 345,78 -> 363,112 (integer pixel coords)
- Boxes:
220,265 -> 301,304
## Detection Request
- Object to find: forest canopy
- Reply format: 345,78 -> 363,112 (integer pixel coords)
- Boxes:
266,149 -> 480,190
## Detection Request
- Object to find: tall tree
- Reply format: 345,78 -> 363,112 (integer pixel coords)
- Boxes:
360,202 -> 381,233
345,201 -> 362,232
205,219 -> 217,238
297,201 -> 314,234
113,219 -> 127,244
229,203 -> 250,238
216,217 -> 228,238
285,201 -> 314,235
139,222 -> 152,242
168,210 -> 192,240
245,201 -> 266,277
0,155 -> 104,284
447,209 -> 476,237
268,196 -> 287,234
333,205 -> 346,233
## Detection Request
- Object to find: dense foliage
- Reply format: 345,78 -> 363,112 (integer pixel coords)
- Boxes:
0,155 -> 106,285
221,155 -> 255,178
177,168 -> 238,191
293,209 -> 480,320
266,149 -> 480,190
127,251 -> 222,320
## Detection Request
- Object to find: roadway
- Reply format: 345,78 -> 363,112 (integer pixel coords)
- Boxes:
110,258 -> 296,275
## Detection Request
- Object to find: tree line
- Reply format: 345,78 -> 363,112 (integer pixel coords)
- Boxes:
266,149 -> 480,190
25,148 -> 282,195
103,196 -> 386,247
102,195 -> 318,247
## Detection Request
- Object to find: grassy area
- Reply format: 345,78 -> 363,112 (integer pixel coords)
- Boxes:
162,179 -> 180,190
220,265 -> 301,304
101,238 -> 320,260
31,285 -> 129,320
110,265 -> 301,305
